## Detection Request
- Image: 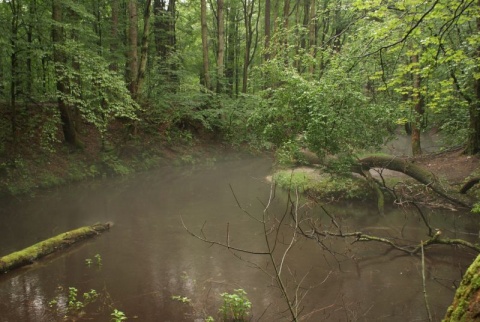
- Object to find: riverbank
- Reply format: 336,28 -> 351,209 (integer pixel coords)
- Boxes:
271,147 -> 480,207
0,121 -> 259,196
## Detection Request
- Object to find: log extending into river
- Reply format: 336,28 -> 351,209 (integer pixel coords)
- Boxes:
0,223 -> 111,274
355,155 -> 474,208
300,150 -> 474,208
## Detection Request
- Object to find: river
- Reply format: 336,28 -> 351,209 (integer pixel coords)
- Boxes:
0,156 -> 477,321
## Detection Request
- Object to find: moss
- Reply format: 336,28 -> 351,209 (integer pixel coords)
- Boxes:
273,168 -> 374,201
0,223 -> 110,274
444,254 -> 480,321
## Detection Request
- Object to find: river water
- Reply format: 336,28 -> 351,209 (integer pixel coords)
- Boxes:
0,156 -> 478,321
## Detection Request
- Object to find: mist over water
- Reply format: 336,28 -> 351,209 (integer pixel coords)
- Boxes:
0,156 -> 476,321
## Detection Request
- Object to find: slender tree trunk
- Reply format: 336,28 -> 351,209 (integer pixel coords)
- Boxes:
317,0 -> 329,78
466,0 -> 480,154
110,0 -> 119,71
167,0 -> 176,49
265,0 -> 270,61
297,0 -> 310,72
52,0 -> 81,147
10,0 -> 20,147
154,0 -> 168,58
272,0 -> 279,32
201,0 -> 211,90
127,0 -> 138,95
225,4 -> 237,96
26,0 -> 36,95
93,0 -> 102,49
242,0 -> 251,93
0,53 -> 4,100
332,5 -> 343,53
136,0 -> 152,97
216,0 -> 225,93
282,0 -> 290,62
411,54 -> 423,156
308,0 -> 316,75
71,23 -> 83,134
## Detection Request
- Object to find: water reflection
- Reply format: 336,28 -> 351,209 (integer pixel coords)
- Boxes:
0,157 -> 477,321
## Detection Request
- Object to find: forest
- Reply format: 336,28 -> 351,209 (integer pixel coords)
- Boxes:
2,0 -> 480,321
1,0 -> 480,187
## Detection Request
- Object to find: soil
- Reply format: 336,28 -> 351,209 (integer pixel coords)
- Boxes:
414,148 -> 480,183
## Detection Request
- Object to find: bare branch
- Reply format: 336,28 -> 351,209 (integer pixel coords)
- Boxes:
229,184 -> 263,223
180,216 -> 270,255
421,241 -> 433,322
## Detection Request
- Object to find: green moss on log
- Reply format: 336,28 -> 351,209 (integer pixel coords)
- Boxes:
0,223 -> 111,274
444,254 -> 480,321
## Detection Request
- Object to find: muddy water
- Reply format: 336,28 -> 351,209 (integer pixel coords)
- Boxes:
0,156 -> 477,321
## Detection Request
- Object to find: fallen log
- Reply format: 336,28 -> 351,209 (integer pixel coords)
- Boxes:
355,155 -> 474,208
297,150 -> 475,208
0,222 -> 111,274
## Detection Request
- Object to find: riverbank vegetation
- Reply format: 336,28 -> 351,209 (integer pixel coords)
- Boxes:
3,0 -> 480,320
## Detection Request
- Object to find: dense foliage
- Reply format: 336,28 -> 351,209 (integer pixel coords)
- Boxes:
1,0 -> 480,178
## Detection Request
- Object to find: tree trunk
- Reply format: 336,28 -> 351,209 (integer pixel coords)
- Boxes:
282,0 -> 290,63
52,0 -> 81,147
216,0 -> 225,93
444,253 -> 480,321
27,0 -> 35,94
154,0 -> 167,57
242,0 -> 253,93
298,0 -> 310,73
110,0 -> 119,71
411,54 -> 424,156
136,0 -> 152,97
10,0 -> 20,148
167,0 -> 176,50
200,0 -> 211,90
154,0 -> 178,91
317,0 -> 328,78
225,4 -> 238,96
0,223 -> 111,274
264,0 -> 270,61
308,0 -> 316,75
127,0 -> 138,95
465,0 -> 480,155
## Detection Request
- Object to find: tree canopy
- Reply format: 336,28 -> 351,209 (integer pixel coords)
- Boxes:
1,0 -> 479,159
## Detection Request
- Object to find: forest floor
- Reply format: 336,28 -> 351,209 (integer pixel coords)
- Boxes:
414,148 -> 480,183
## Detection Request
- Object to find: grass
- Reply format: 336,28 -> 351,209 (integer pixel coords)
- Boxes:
273,168 -> 374,201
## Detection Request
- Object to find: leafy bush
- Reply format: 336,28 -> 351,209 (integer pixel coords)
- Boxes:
219,289 -> 251,321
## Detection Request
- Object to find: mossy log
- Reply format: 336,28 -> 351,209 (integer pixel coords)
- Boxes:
444,254 -> 480,321
355,155 -> 473,208
0,223 -> 111,274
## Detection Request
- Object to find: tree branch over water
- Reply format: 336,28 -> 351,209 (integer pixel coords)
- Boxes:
297,205 -> 480,255
181,185 -> 334,321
